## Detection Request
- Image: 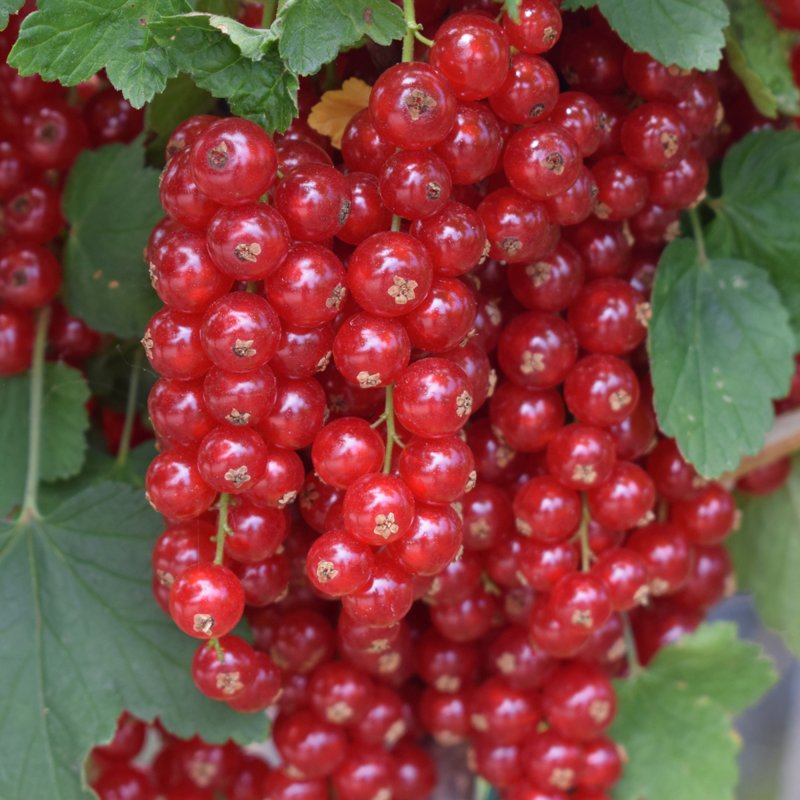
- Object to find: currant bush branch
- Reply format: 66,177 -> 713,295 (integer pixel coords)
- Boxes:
115,347 -> 144,468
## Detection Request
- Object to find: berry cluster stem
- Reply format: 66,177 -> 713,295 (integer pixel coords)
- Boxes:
402,0 -> 419,61
577,496 -> 592,572
19,305 -> 52,525
688,207 -> 707,266
214,493 -> 232,565
383,384 -> 397,474
115,347 -> 144,468
622,611 -> 643,678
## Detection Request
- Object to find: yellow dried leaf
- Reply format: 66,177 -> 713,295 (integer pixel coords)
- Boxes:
308,78 -> 372,149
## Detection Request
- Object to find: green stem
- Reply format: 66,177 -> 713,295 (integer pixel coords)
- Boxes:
214,493 -> 231,565
414,31 -> 434,47
19,306 -> 52,524
688,207 -> 707,265
622,611 -> 643,678
115,348 -> 144,467
402,0 -> 418,62
577,496 -> 592,572
390,214 -> 402,232
209,637 -> 225,663
261,0 -> 278,26
382,385 -> 397,474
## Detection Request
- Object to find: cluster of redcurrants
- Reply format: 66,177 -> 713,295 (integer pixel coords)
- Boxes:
138,1 -> 791,799
0,4 -> 143,377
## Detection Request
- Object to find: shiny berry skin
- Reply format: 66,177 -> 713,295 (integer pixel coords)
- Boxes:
469,676 -> 539,745
92,712 -> 147,762
333,311 -> 411,388
273,708 -> 348,780
621,102 -> 690,172
489,382 -> 565,453
514,475 -> 581,541
592,547 -> 651,610
541,662 -> 616,740
189,117 -> 277,205
274,164 -> 351,242
398,434 -> 476,505
270,609 -> 336,674
418,686 -> 471,743
737,457 -> 791,495
306,529 -> 374,597
546,91 -> 604,157
342,554 -> 414,626
197,426 -> 268,493
546,423 -> 614,490
166,114 -> 218,159
200,291 -> 281,372
145,447 -> 216,520
508,241 -> 585,313
243,445 -> 304,509
487,624 -> 556,690
402,276 -> 477,352
529,599 -> 588,658
84,87 -> 144,146
266,242 -> 347,328
646,437 -> 703,501
434,102 -> 503,185
567,218 -> 631,281
673,544 -> 733,609
393,741 -> 436,800
461,481 -> 514,551
591,155 -> 649,221
627,522 -> 692,596
647,147 -> 709,209
564,354 -> 640,427
478,187 -> 556,264
430,12 -> 510,100
544,165 -> 597,227
489,53 -> 559,125
226,501 -> 287,562
92,765 -> 156,800
160,148 -> 219,230
387,502 -> 463,576
225,652 -> 282,713
309,661 -> 373,726
346,231 -> 433,318
411,201 -> 488,277
580,736 -> 624,790
442,340 -> 493,410
369,62 -> 457,149
312,417 -> 385,489
202,365 -> 277,427
336,172 -> 391,245
149,378 -> 215,446
379,149 -> 452,220
191,634 -> 257,701
670,482 -> 736,544
0,243 -> 61,309
149,228 -> 232,313
0,140 -> 28,201
4,180 -> 64,243
331,745 -> 396,800
676,74 -> 722,137
503,0 -> 562,54
587,461 -> 656,530
394,357 -> 473,437
498,311 -> 578,390
557,28 -> 625,95
504,123 -> 582,200
521,730 -> 582,792
415,629 -> 478,693
260,771 -> 327,800
206,203 -> 290,280
343,472 -> 415,546
257,376 -> 327,449
568,278 -> 649,356
21,100 -> 88,170
622,51 -> 693,102
271,323 -> 334,379
169,562 -> 245,639
234,551 -> 289,606
342,109 -> 396,175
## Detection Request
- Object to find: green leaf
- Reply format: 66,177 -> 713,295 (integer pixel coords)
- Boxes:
0,482 -> 267,800
610,623 -> 777,800
707,129 -> 800,349
274,0 -> 406,76
0,0 -> 24,31
145,73 -> 216,159
502,0 -> 521,22
725,0 -> 800,117
563,0 -> 729,70
649,237 -> 794,477
0,363 -> 90,519
167,26 -> 299,132
156,12 -> 277,58
8,0 -> 190,107
729,456 -> 800,657
62,141 -> 163,339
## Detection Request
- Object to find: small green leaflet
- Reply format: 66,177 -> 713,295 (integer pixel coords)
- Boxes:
163,25 -> 299,132
0,482 -> 267,800
9,0 -> 189,108
501,0 -> 521,22
62,141 -> 163,339
707,129 -> 800,349
0,363 -> 90,520
726,0 -> 800,117
0,0 -> 24,31
610,623 -> 777,800
274,0 -> 406,76
649,238 -> 794,478
729,456 -> 800,657
560,0 -> 729,70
